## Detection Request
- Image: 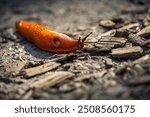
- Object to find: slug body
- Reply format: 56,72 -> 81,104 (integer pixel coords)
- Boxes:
16,21 -> 91,53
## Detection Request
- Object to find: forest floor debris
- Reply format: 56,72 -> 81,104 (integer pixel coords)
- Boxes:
0,0 -> 150,99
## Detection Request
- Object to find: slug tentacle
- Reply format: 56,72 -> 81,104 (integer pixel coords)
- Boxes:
79,32 -> 93,46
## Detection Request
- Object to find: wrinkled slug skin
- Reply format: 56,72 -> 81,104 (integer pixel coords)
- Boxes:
16,20 -> 80,53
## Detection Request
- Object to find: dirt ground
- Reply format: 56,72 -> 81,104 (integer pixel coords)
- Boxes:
0,0 -> 150,99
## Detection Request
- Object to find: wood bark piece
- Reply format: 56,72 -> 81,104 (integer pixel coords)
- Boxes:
114,23 -> 140,38
105,58 -> 114,68
118,23 -> 140,31
128,33 -> 146,46
2,61 -> 27,75
115,30 -> 129,38
74,74 -> 94,82
97,29 -> 116,38
31,71 -> 74,88
111,46 -> 143,58
99,19 -> 116,28
99,36 -> 127,47
125,41 -> 133,47
21,62 -> 61,78
57,53 -> 78,63
136,25 -> 150,38
133,55 -> 149,64
86,46 -> 112,52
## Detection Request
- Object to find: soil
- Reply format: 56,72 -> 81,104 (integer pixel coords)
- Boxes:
0,0 -> 150,99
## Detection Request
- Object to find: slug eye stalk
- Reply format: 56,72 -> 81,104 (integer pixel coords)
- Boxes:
78,32 -> 93,45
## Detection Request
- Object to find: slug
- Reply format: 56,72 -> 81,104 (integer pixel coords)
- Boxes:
16,20 -> 92,53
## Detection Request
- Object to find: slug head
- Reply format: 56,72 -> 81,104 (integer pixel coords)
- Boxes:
48,32 -> 92,53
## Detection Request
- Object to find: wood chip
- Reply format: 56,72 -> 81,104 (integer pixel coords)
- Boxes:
111,46 -> 143,58
21,62 -> 61,78
74,74 -> 94,82
97,29 -> 116,38
115,30 -> 129,38
94,36 -> 126,51
133,55 -> 149,64
2,61 -> 26,74
105,58 -> 114,68
114,23 -> 140,38
143,15 -> 150,27
125,41 -> 133,47
57,53 -> 78,63
98,36 -> 127,48
88,46 -> 112,52
99,19 -> 116,28
128,33 -> 147,46
31,71 -> 74,88
136,25 -> 150,38
118,23 -> 140,31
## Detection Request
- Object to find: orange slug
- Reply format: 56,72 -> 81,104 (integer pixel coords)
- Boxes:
16,20 -> 92,53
